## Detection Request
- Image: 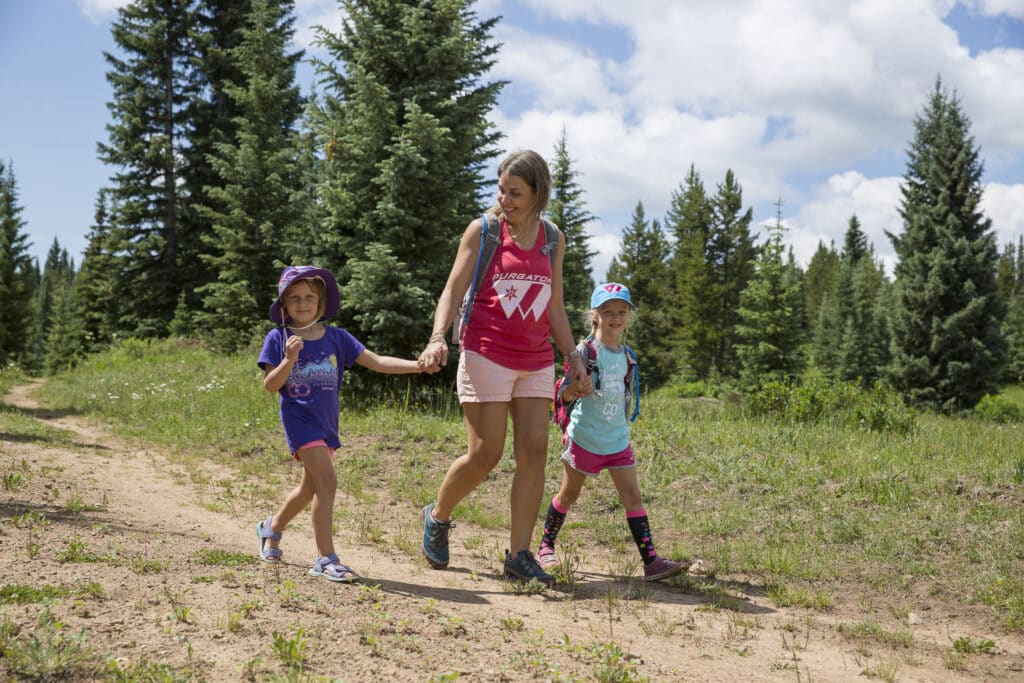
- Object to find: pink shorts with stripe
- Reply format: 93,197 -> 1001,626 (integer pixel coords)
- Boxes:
293,439 -> 336,462
561,439 -> 635,477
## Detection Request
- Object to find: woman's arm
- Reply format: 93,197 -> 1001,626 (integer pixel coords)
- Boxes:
418,219 -> 482,369
548,230 -> 591,394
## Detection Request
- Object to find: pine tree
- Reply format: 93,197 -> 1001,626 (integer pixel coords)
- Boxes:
837,256 -> 890,385
735,205 -> 805,390
812,291 -> 842,376
194,0 -> 306,351
311,0 -> 504,355
887,79 -> 1005,411
29,240 -> 75,372
547,128 -> 596,326
708,170 -> 757,376
607,202 -> 673,386
804,240 -> 840,366
98,0 -> 201,336
664,166 -> 718,380
0,160 -> 34,366
75,190 -> 122,351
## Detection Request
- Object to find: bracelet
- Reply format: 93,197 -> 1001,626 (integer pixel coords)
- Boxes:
568,349 -> 581,361
429,332 -> 446,344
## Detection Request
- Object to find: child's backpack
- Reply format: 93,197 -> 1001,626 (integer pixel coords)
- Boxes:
553,339 -> 640,433
451,213 -> 561,342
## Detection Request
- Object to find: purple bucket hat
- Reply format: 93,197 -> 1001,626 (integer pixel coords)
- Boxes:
269,265 -> 340,325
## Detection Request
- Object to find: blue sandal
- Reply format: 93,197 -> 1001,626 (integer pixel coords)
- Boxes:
309,554 -> 360,583
256,517 -> 282,562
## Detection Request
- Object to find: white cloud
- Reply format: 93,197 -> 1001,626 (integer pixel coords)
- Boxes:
293,0 -> 348,54
76,0 -> 127,23
983,183 -> 1024,247
969,0 -> 1024,20
788,172 -> 903,273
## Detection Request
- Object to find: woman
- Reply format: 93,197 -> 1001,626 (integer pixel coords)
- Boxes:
418,149 -> 590,587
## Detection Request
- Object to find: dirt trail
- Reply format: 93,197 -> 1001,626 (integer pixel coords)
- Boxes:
2,380 -> 1022,681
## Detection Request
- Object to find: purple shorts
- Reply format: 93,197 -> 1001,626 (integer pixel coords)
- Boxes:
561,439 -> 635,477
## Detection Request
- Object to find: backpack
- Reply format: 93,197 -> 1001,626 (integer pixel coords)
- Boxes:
451,212 -> 561,342
553,339 -> 640,433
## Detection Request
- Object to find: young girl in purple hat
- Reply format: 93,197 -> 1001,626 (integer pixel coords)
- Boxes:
256,265 -> 431,582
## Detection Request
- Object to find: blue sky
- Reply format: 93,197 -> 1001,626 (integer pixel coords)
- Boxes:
2,0 -> 1023,282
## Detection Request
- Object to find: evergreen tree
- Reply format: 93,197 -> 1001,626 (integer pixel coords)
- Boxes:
44,272 -> 86,374
837,256 -> 890,385
735,205 -> 805,390
804,240 -> 839,334
0,160 -> 34,366
708,169 -> 757,376
311,0 -> 504,355
547,128 -> 596,326
607,203 -> 673,386
812,291 -> 842,376
29,240 -> 75,372
194,0 -> 306,351
185,0 -> 255,302
886,79 -> 1005,411
98,0 -> 201,336
75,190 -> 122,352
664,166 -> 718,380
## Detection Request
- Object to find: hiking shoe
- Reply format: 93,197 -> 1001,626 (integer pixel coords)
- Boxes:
422,502 -> 454,569
536,543 -> 559,569
504,549 -> 555,587
641,556 -> 689,582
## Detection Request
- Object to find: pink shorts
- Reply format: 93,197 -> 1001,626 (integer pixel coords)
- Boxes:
293,439 -> 336,462
561,439 -> 635,477
457,350 -> 554,403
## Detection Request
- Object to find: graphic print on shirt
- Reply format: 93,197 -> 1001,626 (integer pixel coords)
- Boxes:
595,351 -> 627,422
491,273 -> 551,322
286,353 -> 339,399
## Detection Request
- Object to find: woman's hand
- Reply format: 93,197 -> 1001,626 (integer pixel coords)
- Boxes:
418,333 -> 448,371
568,351 -> 592,397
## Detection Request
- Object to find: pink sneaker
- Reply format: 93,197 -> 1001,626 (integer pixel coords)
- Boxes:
537,544 -> 559,569
642,556 -> 689,582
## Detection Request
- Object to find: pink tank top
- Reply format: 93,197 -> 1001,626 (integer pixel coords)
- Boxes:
461,218 -> 554,371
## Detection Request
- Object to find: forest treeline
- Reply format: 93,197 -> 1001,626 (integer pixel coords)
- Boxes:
2,0 -> 1023,413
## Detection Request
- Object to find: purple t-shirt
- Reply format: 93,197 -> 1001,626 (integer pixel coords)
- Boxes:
258,326 -> 366,453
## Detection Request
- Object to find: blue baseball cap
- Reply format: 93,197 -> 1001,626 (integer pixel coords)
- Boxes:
591,282 -> 634,309
269,266 -> 340,324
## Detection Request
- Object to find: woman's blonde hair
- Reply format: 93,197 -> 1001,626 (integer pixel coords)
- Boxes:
282,277 -> 327,322
488,149 -> 551,219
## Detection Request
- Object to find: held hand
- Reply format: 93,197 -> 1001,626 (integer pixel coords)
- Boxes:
569,355 -> 592,397
418,340 -> 448,371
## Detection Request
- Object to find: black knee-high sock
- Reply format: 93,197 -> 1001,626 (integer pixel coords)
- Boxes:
541,499 -> 568,548
626,510 -> 657,565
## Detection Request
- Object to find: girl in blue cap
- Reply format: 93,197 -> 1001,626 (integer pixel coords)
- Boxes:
256,266 -> 430,582
538,282 -> 688,582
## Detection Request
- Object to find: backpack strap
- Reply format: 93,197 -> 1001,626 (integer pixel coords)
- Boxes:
624,345 -> 640,423
455,213 -> 501,336
540,218 -> 561,266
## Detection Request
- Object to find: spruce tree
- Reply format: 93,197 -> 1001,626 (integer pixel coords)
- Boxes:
664,165 -> 718,380
98,0 -> 200,336
837,256 -> 890,385
195,0 -> 306,351
75,190 -> 121,351
887,79 -> 1005,411
0,160 -> 34,366
547,128 -> 596,326
735,206 -> 805,390
607,202 -> 673,385
804,240 -> 840,359
708,170 -> 757,376
311,0 -> 504,355
29,240 -> 75,372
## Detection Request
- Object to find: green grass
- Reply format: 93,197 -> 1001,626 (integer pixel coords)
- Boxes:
21,337 -> 1024,633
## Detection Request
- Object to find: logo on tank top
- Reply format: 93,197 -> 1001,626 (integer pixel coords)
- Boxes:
492,276 -> 551,321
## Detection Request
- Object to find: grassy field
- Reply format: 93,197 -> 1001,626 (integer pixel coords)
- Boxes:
9,336 -> 1021,635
